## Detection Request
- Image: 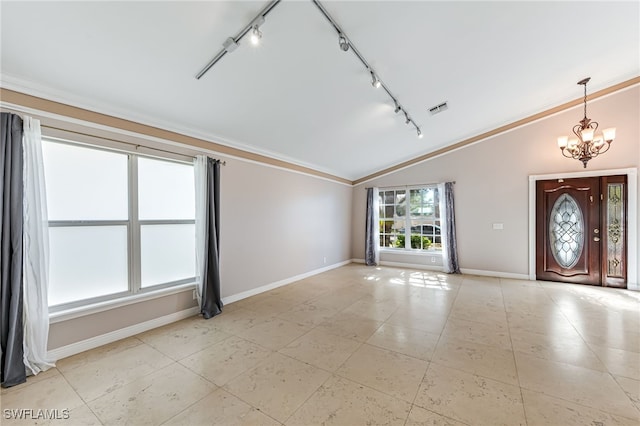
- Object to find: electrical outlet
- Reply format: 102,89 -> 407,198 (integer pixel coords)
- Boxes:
323,257 -> 327,264
431,257 -> 436,263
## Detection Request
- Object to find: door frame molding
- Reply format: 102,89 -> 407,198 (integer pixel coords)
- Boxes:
528,168 -> 638,289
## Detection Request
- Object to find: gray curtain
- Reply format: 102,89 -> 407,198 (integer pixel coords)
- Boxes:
365,187 -> 377,266
443,182 -> 460,274
1,113 -> 26,388
201,158 -> 223,319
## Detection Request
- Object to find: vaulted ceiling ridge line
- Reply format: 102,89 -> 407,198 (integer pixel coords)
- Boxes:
352,76 -> 640,186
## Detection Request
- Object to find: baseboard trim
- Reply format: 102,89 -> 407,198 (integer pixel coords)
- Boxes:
221,260 -> 352,305
459,268 -> 530,280
352,258 -> 443,272
379,260 -> 443,272
353,258 -> 531,280
47,307 -> 199,361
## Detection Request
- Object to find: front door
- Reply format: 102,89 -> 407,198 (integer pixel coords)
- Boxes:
536,176 -> 627,287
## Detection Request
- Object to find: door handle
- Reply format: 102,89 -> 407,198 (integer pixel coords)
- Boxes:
593,229 -> 599,234
593,237 -> 601,242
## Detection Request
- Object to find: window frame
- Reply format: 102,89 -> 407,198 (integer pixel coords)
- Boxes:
43,137 -> 196,313
378,185 -> 442,254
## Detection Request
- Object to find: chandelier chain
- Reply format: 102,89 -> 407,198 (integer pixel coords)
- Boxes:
583,83 -> 588,120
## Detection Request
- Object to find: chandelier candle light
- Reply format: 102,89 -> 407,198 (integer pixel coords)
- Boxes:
557,77 -> 616,168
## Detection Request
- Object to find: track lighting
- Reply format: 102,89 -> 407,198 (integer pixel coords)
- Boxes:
250,25 -> 262,45
197,0 -> 426,141
195,2 -> 278,79
370,71 -> 381,89
222,37 -> 239,53
249,16 -> 265,46
311,1 -> 423,139
338,34 -> 349,52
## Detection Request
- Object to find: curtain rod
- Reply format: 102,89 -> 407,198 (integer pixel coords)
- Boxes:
365,182 -> 455,190
41,124 -> 226,165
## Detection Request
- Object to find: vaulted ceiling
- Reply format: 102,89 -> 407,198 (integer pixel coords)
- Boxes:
1,1 -> 638,180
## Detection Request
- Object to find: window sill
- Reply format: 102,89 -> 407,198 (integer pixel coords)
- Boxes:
380,248 -> 443,257
49,282 -> 198,324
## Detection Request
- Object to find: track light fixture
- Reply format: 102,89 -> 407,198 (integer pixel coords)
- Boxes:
338,34 -> 349,51
370,71 -> 381,89
404,111 -> 410,125
417,128 -> 423,139
249,16 -> 265,46
394,101 -> 401,114
250,25 -> 262,45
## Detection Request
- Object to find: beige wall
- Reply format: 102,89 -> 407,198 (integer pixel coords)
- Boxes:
220,157 -> 353,297
49,291 -> 196,349
352,86 -> 639,282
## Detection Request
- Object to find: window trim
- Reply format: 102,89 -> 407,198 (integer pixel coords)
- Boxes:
43,137 -> 197,313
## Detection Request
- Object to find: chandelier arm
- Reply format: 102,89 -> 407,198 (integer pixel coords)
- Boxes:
572,124 -> 583,140
560,149 -> 573,159
597,142 -> 613,155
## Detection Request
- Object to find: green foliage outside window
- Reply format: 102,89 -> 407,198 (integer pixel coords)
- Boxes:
394,234 -> 432,250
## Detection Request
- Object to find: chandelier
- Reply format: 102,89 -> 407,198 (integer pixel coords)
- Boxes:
557,77 -> 615,168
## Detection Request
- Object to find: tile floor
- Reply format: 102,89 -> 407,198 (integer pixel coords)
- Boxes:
2,264 -> 639,425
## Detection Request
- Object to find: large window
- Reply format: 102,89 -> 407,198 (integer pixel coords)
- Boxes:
42,139 -> 196,310
379,186 -> 441,252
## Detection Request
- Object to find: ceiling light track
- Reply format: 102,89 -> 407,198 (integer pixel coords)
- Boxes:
195,0 -> 281,80
310,0 -> 422,139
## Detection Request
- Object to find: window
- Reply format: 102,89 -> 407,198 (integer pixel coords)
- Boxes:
379,186 -> 441,251
42,139 -> 196,310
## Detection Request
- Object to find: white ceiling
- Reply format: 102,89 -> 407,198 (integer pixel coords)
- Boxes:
1,1 -> 638,181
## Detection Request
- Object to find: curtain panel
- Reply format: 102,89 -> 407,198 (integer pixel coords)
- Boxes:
22,116 -> 54,374
199,157 -> 223,319
365,187 -> 379,266
1,112 -> 26,387
439,181 -> 460,274
194,155 -> 207,308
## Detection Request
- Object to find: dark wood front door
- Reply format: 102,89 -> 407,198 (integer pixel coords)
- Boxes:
536,176 -> 628,287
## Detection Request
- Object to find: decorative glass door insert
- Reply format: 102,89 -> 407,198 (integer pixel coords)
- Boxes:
549,194 -> 584,269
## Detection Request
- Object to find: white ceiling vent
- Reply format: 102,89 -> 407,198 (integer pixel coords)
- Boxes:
428,102 -> 449,115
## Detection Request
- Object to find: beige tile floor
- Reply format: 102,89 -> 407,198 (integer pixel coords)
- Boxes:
2,264 -> 640,425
